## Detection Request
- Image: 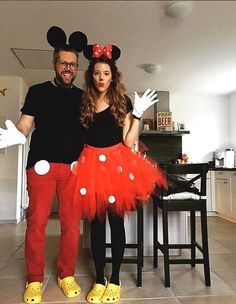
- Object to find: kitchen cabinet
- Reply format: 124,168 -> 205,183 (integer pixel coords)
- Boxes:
215,171 -> 231,216
207,171 -> 216,212
215,170 -> 236,221
190,171 -> 214,212
139,130 -> 190,164
229,172 -> 236,216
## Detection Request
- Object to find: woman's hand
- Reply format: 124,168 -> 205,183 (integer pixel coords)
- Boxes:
132,89 -> 159,119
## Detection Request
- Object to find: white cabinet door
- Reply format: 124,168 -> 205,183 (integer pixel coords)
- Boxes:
206,175 -> 212,211
210,171 -> 216,212
215,176 -> 231,216
230,172 -> 236,216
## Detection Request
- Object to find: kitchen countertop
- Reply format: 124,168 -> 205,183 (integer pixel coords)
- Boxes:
210,167 -> 236,171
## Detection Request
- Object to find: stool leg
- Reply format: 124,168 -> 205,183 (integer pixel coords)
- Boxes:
163,204 -> 170,287
137,206 -> 143,287
104,218 -> 107,267
201,203 -> 211,286
153,198 -> 158,268
190,210 -> 196,267
140,206 -> 144,267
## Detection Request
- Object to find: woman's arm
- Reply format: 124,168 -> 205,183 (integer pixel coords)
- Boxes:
122,112 -> 140,148
123,89 -> 159,148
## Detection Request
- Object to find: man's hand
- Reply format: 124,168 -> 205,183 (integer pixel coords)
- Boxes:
132,89 -> 159,119
0,120 -> 26,148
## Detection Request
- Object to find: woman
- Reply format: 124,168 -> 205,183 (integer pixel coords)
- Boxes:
66,43 -> 167,304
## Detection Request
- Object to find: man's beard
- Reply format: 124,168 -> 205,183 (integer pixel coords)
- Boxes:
55,70 -> 76,88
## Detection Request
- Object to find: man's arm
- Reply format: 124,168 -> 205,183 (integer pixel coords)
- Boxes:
16,114 -> 35,137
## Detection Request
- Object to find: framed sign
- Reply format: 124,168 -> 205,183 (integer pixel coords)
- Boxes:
143,118 -> 154,130
177,122 -> 185,131
157,112 -> 172,130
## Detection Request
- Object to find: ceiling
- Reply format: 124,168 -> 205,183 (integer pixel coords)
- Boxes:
1,1 -> 236,96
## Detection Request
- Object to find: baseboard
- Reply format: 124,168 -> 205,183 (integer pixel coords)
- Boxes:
0,219 -> 18,224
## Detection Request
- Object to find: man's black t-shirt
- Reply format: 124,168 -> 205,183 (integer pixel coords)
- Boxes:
86,96 -> 133,148
21,81 -> 85,169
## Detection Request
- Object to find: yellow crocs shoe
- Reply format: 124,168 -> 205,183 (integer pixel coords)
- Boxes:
58,276 -> 81,298
102,282 -> 121,304
87,278 -> 107,304
23,282 -> 42,304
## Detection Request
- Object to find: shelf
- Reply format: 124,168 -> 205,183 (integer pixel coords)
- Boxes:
140,130 -> 190,136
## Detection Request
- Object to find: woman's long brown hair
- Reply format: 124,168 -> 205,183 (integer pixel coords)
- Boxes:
80,56 -> 127,128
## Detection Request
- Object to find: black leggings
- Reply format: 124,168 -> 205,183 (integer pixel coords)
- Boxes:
91,213 -> 125,285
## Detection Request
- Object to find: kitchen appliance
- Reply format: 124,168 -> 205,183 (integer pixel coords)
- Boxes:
215,149 -> 225,167
225,148 -> 235,168
214,148 -> 235,168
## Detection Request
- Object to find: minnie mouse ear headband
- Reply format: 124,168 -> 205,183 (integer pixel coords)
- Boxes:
83,44 -> 121,61
47,26 -> 88,53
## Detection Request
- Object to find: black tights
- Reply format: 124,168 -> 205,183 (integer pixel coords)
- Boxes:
91,213 -> 125,285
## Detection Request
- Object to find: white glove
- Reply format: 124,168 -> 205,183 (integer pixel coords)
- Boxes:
0,120 -> 26,148
132,88 -> 159,119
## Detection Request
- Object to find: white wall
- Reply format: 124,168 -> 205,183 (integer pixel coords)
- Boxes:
170,93 -> 229,163
0,76 -> 28,222
228,91 -> 236,150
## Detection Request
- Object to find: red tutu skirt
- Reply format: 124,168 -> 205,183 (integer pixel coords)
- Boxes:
65,143 -> 167,221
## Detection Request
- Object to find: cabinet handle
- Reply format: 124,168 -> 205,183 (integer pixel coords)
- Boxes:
224,181 -> 228,184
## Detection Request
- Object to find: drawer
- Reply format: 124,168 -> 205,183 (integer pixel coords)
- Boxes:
215,171 -> 230,179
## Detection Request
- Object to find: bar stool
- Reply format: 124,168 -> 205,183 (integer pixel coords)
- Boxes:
152,163 -> 211,287
105,205 -> 144,287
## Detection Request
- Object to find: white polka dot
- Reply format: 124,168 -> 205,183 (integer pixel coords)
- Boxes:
34,160 -> 50,175
80,188 -> 87,195
129,173 -> 135,181
117,166 -> 123,173
108,195 -> 116,204
99,154 -> 107,162
70,161 -> 78,173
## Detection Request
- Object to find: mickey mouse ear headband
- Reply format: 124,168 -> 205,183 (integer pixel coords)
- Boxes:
47,26 -> 88,53
83,44 -> 121,61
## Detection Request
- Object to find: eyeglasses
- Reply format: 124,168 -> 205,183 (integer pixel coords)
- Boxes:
57,61 -> 78,71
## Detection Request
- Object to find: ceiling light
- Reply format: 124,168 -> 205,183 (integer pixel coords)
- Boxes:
165,1 -> 193,19
143,64 -> 161,74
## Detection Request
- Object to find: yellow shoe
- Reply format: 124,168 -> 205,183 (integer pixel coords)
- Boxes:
87,278 -> 107,304
58,276 -> 81,298
102,282 -> 121,304
23,282 -> 42,304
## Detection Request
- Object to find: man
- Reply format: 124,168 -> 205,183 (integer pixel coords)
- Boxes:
0,27 -> 87,303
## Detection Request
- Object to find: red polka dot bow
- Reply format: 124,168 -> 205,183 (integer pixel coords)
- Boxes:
92,44 -> 113,59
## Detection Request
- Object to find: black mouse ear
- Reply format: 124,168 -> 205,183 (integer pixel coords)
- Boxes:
112,45 -> 121,61
47,26 -> 67,48
83,45 -> 94,60
69,31 -> 88,53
